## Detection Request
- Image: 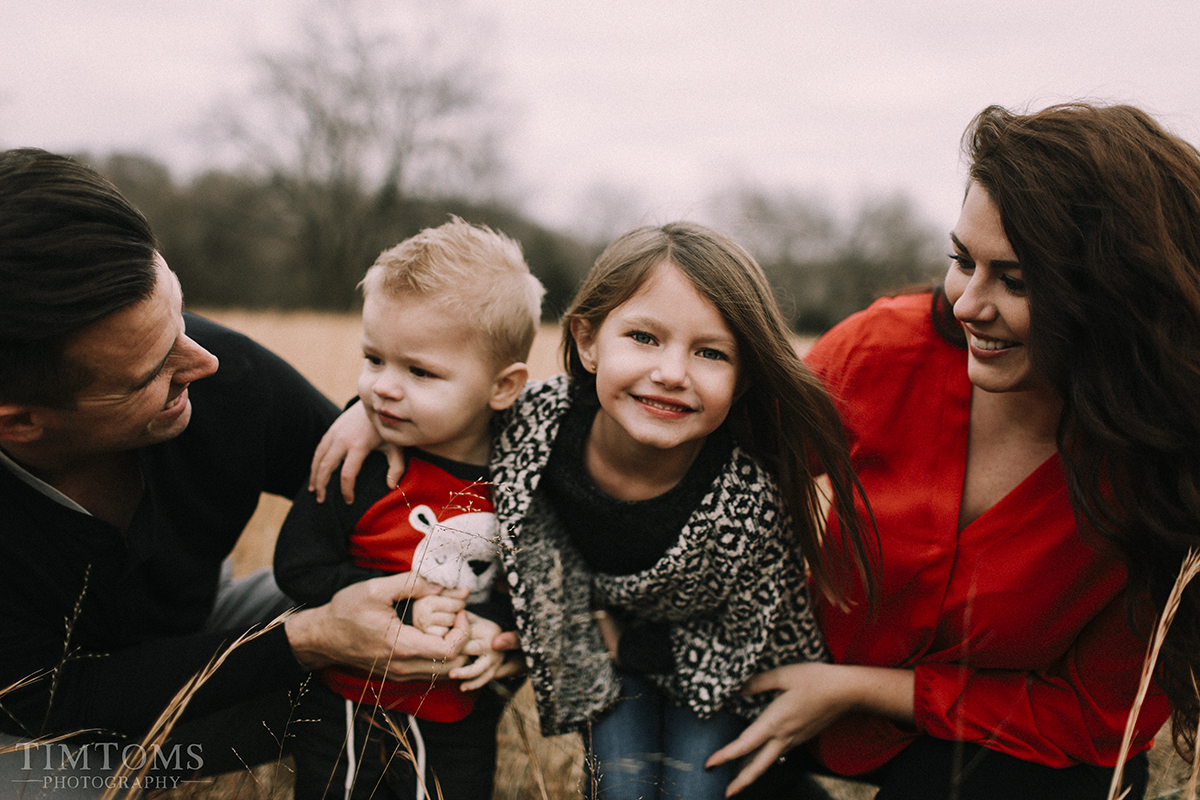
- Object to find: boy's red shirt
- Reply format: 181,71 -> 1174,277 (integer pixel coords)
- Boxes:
321,457 -> 494,722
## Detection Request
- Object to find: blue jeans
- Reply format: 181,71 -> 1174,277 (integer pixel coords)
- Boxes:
583,669 -> 746,800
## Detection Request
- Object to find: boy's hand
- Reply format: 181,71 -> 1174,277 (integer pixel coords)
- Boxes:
412,591 -> 468,637
308,401 -> 406,503
449,613 -> 505,691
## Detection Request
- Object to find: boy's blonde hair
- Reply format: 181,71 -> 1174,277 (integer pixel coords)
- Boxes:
361,217 -> 545,367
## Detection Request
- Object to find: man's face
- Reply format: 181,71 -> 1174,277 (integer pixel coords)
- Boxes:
38,254 -> 219,458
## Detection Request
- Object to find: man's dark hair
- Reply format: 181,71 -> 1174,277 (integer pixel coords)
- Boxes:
0,149 -> 159,406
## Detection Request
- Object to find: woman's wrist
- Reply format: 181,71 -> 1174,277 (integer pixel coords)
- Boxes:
834,664 -> 916,723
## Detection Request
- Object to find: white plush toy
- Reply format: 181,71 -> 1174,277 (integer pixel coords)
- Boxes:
408,505 -> 500,603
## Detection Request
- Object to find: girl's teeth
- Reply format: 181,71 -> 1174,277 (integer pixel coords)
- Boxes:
641,397 -> 688,412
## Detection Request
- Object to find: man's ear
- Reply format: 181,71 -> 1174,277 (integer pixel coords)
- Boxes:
489,362 -> 529,411
0,403 -> 44,444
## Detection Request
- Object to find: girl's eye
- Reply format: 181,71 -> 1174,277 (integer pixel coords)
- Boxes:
1000,274 -> 1027,294
410,366 -> 438,379
949,253 -> 974,272
364,354 -> 383,367
697,348 -> 726,361
629,331 -> 655,345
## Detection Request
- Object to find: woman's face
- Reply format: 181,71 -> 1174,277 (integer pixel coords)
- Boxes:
944,184 -> 1043,395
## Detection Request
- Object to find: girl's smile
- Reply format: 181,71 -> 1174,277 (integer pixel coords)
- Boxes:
634,394 -> 695,416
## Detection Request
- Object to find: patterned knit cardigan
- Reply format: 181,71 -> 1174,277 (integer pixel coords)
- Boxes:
490,375 -> 828,736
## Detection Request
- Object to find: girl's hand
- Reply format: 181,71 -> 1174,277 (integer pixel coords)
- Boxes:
450,613 -> 505,691
706,662 -> 915,797
411,592 -> 468,637
308,401 -> 405,503
594,608 -> 623,665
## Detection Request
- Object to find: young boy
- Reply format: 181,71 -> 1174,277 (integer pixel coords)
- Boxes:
274,218 -> 544,800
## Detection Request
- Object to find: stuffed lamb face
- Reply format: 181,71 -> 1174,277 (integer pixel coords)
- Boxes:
408,505 -> 500,603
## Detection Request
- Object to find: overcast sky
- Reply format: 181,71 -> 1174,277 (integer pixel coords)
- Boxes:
3,0 -> 1199,237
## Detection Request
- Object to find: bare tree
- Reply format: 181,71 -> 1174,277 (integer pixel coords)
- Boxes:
215,0 -> 508,307
713,184 -> 944,330
711,183 -> 840,327
825,193 -> 945,322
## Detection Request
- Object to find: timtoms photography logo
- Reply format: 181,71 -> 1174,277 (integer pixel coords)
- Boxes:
14,742 -> 206,791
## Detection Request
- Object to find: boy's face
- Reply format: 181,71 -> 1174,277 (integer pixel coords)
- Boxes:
358,290 -> 510,466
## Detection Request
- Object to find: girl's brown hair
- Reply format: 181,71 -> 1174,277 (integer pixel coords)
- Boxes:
963,103 -> 1200,754
562,221 -> 878,607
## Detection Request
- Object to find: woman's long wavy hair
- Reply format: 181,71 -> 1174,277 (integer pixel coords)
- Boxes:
961,103 -> 1200,754
561,222 -> 879,608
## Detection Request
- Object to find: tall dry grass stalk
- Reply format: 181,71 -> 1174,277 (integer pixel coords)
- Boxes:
0,671 -> 48,749
493,684 -> 551,800
1185,671 -> 1200,799
1107,549 -> 1200,800
0,670 -> 87,758
98,615 -> 289,800
374,711 -> 444,800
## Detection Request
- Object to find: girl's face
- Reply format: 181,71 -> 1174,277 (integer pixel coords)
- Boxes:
945,183 -> 1042,395
572,261 -> 741,460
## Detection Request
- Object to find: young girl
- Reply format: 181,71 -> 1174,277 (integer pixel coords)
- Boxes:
486,222 -> 876,799
313,221 -> 876,799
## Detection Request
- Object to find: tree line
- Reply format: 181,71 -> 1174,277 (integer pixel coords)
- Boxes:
90,152 -> 598,321
85,151 -> 946,332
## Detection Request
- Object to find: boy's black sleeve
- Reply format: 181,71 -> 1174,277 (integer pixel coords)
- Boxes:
273,457 -> 392,606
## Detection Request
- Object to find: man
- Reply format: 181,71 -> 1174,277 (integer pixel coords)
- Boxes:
0,149 -> 489,795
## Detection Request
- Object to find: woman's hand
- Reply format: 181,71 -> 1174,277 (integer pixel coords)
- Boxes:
706,662 -> 915,797
308,401 -> 405,503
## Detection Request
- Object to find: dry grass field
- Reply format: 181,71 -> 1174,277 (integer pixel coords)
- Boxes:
180,310 -> 1190,800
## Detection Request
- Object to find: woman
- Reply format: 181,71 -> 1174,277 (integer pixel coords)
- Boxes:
711,103 -> 1200,799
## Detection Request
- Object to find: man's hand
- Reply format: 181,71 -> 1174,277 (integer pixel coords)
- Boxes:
284,572 -> 470,680
308,401 -> 404,503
